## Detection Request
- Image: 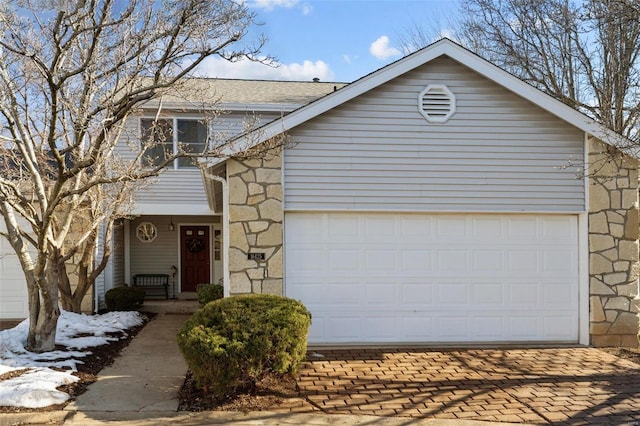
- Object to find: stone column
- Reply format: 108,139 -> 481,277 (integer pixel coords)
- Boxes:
227,155 -> 283,296
588,137 -> 640,347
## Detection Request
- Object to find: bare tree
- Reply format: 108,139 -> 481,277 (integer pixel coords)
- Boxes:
398,0 -> 640,147
461,0 -> 640,145
0,0 -> 275,352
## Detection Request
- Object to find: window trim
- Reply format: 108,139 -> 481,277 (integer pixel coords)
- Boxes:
139,116 -> 208,170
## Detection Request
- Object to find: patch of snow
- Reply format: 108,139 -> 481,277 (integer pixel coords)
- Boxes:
0,368 -> 79,408
0,309 -> 144,408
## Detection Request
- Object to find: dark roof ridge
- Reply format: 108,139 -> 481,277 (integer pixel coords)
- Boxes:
185,76 -> 349,85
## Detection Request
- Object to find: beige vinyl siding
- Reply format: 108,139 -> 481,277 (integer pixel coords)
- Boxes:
130,216 -> 178,281
284,56 -> 585,212
117,111 -> 282,209
112,222 -> 125,288
129,216 -> 219,292
94,226 -> 105,310
133,171 -> 210,207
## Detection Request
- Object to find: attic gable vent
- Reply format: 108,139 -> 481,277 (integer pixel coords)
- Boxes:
418,84 -> 456,123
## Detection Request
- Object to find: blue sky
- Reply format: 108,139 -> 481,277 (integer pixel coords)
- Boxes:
195,0 -> 461,83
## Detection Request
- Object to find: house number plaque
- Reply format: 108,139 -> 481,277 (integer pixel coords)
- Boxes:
247,253 -> 266,261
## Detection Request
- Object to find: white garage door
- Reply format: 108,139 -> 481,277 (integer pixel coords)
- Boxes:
285,213 -> 579,344
0,233 -> 28,320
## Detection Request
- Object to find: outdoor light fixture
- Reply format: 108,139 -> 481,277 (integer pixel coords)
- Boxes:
169,217 -> 175,231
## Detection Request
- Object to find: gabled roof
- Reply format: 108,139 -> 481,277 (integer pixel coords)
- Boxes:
236,38 -> 630,154
144,78 -> 347,112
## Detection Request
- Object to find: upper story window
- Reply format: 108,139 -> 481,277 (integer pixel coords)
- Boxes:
141,118 -> 208,169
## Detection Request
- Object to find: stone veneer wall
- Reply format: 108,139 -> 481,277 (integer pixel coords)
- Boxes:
588,137 -> 640,347
227,155 -> 284,296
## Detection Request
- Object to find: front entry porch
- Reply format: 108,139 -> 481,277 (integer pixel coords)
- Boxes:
106,215 -> 222,302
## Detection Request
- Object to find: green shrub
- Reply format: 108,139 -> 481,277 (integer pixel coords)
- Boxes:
196,283 -> 224,306
177,294 -> 311,399
105,286 -> 145,311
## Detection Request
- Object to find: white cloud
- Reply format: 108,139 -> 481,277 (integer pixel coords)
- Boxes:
369,35 -> 401,60
195,56 -> 335,82
248,0 -> 299,11
342,54 -> 352,64
246,0 -> 312,14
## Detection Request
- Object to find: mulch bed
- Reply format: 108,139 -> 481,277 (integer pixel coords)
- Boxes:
0,312 -> 155,413
178,371 -> 302,412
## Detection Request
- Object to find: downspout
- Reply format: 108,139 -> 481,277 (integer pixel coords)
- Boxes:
94,238 -> 99,313
202,171 -> 230,298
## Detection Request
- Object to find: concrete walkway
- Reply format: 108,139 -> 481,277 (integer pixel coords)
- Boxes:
65,312 -> 189,413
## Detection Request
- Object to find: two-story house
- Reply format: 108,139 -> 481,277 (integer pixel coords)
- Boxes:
2,39 -> 639,347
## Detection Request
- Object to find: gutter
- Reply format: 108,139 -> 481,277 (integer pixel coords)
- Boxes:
201,169 -> 230,298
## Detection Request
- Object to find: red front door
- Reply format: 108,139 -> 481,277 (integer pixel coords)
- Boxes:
180,226 -> 211,292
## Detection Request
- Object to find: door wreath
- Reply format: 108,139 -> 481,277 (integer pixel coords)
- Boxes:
187,238 -> 205,253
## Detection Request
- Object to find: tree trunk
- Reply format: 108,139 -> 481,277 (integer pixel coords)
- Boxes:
26,256 -> 61,353
28,300 -> 60,352
58,256 -> 94,313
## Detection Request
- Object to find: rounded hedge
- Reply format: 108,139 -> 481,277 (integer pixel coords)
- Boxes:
196,283 -> 224,306
177,294 -> 311,399
105,286 -> 145,311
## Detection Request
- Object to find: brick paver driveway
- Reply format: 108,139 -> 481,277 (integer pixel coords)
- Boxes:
277,348 -> 640,425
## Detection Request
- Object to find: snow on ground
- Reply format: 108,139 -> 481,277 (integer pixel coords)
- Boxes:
0,310 -> 144,408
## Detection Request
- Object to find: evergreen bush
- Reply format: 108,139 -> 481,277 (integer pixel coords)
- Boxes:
196,283 -> 224,306
105,286 -> 145,311
177,294 -> 311,399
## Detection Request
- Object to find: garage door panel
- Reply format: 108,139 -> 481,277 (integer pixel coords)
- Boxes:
473,316 -> 505,339
436,217 -> 468,240
544,282 -> 574,304
543,315 -> 577,338
364,249 -> 396,270
507,282 -> 538,304
437,250 -> 467,271
328,316 -> 363,340
364,216 -> 395,241
471,217 -> 503,239
507,250 -> 539,272
285,213 -> 579,344
364,316 -> 398,339
434,316 -> 470,339
402,316 -> 434,340
508,218 -> 538,238
329,249 -> 360,272
472,283 -> 504,304
366,282 -> 397,304
400,249 -> 433,271
307,317 -> 326,341
287,248 -> 325,272
400,282 -> 433,305
400,216 -> 433,239
541,216 -> 576,238
473,250 -> 503,271
328,215 -> 359,241
436,283 -> 469,304
507,316 -> 540,338
543,250 -> 576,271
